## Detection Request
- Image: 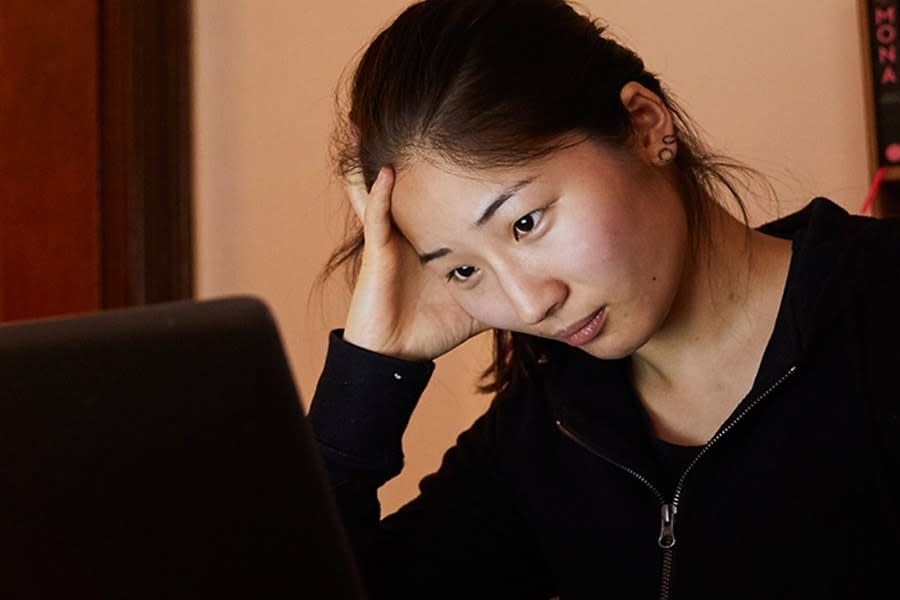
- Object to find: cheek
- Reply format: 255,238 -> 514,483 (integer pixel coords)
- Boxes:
554,217 -> 620,284
565,204 -> 672,287
453,287 -> 520,330
569,237 -> 615,277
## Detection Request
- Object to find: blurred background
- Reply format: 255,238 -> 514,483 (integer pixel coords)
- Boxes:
1,0 -> 875,513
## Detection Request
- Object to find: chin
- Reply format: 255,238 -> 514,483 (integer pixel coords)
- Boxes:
580,329 -> 651,361
580,346 -> 633,361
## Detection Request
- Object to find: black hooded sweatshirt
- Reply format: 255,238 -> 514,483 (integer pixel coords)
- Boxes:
309,198 -> 900,599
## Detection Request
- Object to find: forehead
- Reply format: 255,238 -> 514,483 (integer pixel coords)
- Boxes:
388,157 -> 517,240
392,157 -> 508,216
389,140 -> 622,240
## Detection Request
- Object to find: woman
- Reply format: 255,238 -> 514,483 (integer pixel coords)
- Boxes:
309,1 -> 900,598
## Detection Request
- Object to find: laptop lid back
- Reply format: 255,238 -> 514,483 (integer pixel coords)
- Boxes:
0,297 -> 364,599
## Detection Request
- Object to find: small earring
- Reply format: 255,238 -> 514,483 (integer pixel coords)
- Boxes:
657,133 -> 677,165
657,147 -> 675,164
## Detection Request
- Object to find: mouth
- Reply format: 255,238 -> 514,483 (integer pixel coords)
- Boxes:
557,308 -> 607,347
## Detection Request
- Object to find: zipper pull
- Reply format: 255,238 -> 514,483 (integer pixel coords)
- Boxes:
658,503 -> 677,549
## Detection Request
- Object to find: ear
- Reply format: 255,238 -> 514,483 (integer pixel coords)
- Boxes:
619,81 -> 677,166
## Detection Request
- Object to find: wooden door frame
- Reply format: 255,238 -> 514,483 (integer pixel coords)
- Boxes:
99,0 -> 194,308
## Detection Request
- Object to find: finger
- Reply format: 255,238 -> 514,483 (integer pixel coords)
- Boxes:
344,168 -> 368,221
363,167 -> 395,247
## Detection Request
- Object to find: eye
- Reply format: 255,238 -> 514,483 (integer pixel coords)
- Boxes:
513,209 -> 544,241
447,265 -> 478,283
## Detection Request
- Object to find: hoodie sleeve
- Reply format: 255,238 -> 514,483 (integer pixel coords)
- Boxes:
307,331 -> 555,599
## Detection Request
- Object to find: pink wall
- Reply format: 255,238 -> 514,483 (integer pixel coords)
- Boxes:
193,0 -> 870,514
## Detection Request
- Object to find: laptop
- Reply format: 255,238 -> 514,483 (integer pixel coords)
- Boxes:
0,296 -> 366,599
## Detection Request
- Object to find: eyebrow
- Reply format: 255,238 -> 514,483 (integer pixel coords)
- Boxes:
417,177 -> 537,265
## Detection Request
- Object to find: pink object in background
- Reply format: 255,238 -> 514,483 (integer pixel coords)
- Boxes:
885,143 -> 900,163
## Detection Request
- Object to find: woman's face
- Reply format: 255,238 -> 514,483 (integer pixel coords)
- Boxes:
389,139 -> 689,360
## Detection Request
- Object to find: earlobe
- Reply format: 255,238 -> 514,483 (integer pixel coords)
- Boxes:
619,81 -> 677,166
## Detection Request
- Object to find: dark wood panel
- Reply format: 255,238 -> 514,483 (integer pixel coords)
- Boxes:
0,0 -> 101,321
99,0 -> 194,308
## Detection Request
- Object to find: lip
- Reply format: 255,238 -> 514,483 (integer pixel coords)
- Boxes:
557,308 -> 607,347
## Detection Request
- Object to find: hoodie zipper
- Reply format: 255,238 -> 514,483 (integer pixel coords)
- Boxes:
554,365 -> 796,600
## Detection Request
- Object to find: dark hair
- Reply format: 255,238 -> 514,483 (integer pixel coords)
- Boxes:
321,0 -> 758,398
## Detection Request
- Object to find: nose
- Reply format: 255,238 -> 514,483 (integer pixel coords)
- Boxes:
495,266 -> 568,326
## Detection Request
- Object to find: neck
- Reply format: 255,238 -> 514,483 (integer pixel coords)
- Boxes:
631,202 -> 791,399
